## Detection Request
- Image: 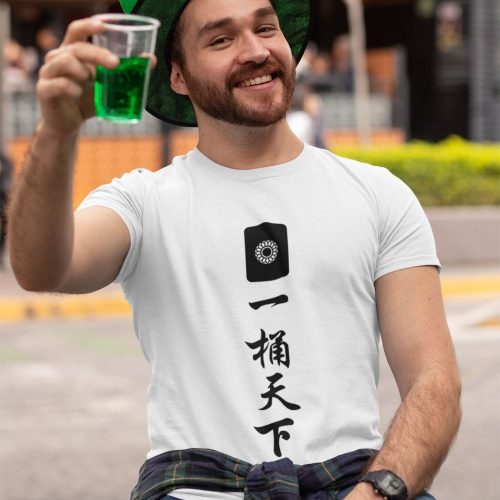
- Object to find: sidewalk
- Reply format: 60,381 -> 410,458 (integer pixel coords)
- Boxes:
1,259 -> 500,323
0,262 -> 128,323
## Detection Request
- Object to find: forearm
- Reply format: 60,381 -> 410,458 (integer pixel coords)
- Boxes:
368,367 -> 462,497
8,121 -> 80,291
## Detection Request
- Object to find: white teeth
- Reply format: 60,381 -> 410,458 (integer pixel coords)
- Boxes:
240,74 -> 273,87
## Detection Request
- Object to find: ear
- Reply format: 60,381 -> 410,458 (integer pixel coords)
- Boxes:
170,63 -> 189,96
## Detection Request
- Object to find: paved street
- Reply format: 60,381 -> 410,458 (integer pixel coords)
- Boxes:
1,281 -> 499,499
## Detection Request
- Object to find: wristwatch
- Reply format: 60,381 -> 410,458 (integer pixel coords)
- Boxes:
359,470 -> 408,500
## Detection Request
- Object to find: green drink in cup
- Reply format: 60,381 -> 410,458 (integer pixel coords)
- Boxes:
92,14 -> 160,123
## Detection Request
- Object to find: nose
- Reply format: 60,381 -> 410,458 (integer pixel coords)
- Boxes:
236,32 -> 270,65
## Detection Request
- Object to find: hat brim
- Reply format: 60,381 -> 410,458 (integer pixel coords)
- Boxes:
128,0 -> 312,127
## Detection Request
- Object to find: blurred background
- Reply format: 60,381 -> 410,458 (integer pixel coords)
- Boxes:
0,1 -> 499,499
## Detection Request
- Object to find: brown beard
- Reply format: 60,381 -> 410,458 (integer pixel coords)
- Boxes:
181,57 -> 296,127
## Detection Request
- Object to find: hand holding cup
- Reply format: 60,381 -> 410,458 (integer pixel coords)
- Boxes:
36,14 -> 159,137
37,18 -> 121,137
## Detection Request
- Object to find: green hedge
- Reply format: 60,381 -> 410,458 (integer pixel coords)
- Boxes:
335,136 -> 500,206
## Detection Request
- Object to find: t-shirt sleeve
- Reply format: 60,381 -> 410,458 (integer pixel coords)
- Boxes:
375,167 -> 441,281
77,168 -> 149,284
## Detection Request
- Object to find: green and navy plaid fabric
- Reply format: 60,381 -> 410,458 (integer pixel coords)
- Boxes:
131,447 -> 377,500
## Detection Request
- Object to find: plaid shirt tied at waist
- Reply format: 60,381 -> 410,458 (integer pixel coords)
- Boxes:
131,448 -> 378,500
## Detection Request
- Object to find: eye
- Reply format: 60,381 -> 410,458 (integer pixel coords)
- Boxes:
257,25 -> 277,35
210,37 -> 231,46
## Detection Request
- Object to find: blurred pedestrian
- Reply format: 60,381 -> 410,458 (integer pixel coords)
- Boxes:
302,50 -> 333,92
3,39 -> 37,93
295,41 -> 317,80
287,86 -> 325,148
287,86 -> 315,144
437,1 -> 463,52
35,26 -> 61,74
329,34 -> 354,92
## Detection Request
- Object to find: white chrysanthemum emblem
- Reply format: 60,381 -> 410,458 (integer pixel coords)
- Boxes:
255,240 -> 279,264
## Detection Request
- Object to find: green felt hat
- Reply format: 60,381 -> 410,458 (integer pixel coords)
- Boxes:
119,0 -> 312,126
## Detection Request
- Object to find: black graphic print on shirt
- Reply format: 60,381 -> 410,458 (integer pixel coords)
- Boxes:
244,223 -> 289,282
244,222 -> 301,457
249,295 -> 289,310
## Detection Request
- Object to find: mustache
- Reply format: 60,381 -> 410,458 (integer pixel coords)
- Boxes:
226,60 -> 285,89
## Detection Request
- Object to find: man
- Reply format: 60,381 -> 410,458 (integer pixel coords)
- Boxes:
8,0 -> 461,499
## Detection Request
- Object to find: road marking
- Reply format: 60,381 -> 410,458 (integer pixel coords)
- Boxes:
0,276 -> 498,323
441,276 -> 500,297
0,294 -> 131,323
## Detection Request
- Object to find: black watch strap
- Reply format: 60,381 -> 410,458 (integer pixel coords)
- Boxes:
359,470 -> 408,500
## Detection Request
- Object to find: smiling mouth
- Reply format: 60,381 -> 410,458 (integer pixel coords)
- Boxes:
237,73 -> 275,88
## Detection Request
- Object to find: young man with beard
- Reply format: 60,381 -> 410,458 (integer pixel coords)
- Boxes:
8,0 -> 461,499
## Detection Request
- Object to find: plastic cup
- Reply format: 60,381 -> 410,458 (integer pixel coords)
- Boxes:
92,14 -> 160,123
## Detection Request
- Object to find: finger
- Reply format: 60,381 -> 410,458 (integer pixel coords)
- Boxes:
137,52 -> 158,69
61,17 -> 105,46
84,62 -> 97,83
40,51 -> 93,83
45,42 -> 119,69
37,77 -> 84,101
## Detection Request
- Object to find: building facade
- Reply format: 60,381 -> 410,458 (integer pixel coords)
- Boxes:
469,0 -> 500,141
3,0 -> 500,142
312,0 -> 500,142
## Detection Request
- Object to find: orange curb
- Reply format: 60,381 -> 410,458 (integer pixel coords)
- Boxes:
440,276 -> 500,297
0,277 -> 499,323
0,293 -> 131,323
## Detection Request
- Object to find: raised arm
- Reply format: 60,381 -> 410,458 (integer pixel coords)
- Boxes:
347,265 -> 462,499
8,18 -> 130,293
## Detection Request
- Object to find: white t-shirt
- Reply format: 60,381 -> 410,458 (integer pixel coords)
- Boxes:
79,145 -> 440,500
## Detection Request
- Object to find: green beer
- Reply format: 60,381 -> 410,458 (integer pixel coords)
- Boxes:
94,56 -> 150,122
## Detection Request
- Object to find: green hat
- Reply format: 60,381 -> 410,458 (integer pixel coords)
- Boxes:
119,0 -> 312,126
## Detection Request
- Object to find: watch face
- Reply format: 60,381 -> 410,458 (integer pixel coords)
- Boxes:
378,474 -> 404,494
362,471 -> 408,500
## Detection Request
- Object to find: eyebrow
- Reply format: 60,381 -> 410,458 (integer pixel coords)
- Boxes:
198,6 -> 278,38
